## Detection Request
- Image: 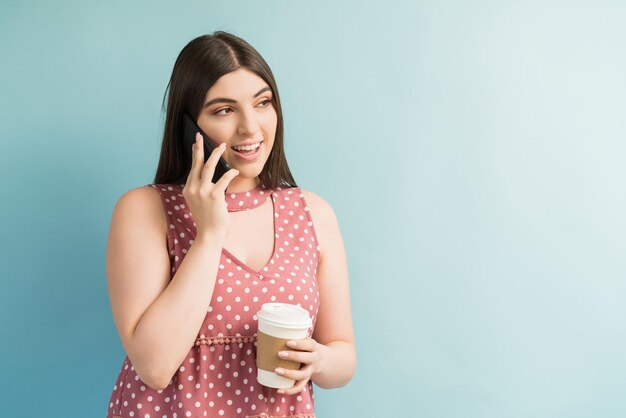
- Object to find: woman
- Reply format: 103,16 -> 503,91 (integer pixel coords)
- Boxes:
105,31 -> 356,418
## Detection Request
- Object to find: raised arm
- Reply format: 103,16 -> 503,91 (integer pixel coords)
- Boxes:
106,187 -> 224,389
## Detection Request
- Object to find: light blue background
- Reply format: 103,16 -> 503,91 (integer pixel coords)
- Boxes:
1,1 -> 625,417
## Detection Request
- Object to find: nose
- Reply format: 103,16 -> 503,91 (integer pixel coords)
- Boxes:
237,109 -> 261,137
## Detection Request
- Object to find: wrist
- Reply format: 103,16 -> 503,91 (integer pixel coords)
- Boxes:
194,231 -> 226,247
313,342 -> 329,377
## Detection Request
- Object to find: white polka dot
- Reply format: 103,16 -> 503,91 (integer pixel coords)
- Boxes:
150,186 -> 322,406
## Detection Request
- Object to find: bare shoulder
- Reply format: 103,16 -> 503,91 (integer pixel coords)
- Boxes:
116,185 -> 161,213
299,188 -> 340,260
113,185 -> 167,237
119,184 -> 161,203
299,188 -> 336,226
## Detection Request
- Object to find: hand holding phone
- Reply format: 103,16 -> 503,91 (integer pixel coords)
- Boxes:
182,120 -> 240,242
181,111 -> 231,184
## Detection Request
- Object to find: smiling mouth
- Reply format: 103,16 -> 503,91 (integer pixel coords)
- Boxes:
231,141 -> 263,154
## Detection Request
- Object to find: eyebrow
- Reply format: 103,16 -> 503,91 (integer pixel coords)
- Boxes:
203,86 -> 272,108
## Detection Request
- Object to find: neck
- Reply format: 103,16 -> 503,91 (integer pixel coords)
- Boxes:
225,176 -> 261,194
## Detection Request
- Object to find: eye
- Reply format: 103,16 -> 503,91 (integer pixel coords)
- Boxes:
213,98 -> 272,116
214,107 -> 233,116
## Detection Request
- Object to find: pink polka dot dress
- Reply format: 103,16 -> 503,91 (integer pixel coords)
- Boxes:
106,183 -> 321,418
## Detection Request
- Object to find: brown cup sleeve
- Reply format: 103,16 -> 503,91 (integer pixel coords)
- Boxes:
256,331 -> 308,372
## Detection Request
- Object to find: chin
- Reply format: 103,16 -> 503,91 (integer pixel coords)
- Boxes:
233,166 -> 263,178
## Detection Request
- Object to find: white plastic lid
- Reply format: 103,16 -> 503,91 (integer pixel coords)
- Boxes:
256,303 -> 312,329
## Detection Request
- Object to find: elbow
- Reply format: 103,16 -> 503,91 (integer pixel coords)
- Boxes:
147,365 -> 176,390
127,347 -> 174,390
150,380 -> 171,391
334,343 -> 357,388
340,347 -> 357,387
134,362 -> 173,391
339,356 -> 357,388
142,371 -> 172,391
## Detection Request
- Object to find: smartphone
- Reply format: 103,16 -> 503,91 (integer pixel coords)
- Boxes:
181,111 -> 231,184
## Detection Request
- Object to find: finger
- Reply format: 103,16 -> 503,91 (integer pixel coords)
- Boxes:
278,350 -> 315,364
279,384 -> 304,395
276,363 -> 314,382
211,168 -> 240,195
200,142 -> 227,184
185,132 -> 203,187
291,380 -> 307,394
278,377 -> 309,395
287,338 -> 316,352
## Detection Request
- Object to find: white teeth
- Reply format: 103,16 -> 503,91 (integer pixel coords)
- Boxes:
232,142 -> 261,152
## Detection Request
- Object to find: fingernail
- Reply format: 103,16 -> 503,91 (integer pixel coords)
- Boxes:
287,341 -> 296,347
196,132 -> 201,142
275,368 -> 284,374
220,143 -> 226,148
278,351 -> 288,358
277,390 -> 285,394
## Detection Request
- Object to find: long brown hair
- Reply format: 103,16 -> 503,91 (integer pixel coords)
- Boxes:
152,31 -> 297,189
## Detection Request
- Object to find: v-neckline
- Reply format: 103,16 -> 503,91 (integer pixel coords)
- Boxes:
220,190 -> 278,278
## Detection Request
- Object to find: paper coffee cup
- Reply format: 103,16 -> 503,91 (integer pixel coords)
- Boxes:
255,302 -> 313,388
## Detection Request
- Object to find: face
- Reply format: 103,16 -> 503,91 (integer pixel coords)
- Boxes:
196,68 -> 278,183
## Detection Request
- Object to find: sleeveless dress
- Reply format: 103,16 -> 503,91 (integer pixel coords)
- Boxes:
105,183 -> 321,418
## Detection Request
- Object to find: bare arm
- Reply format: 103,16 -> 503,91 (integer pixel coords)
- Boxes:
303,190 -> 357,389
312,341 -> 356,389
106,187 -> 223,390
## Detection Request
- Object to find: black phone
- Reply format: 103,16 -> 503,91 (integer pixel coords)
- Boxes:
181,111 -> 231,184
